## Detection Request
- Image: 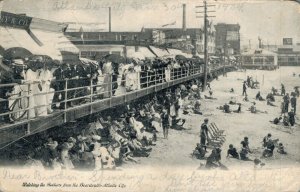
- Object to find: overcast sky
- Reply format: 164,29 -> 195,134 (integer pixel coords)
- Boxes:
1,0 -> 300,46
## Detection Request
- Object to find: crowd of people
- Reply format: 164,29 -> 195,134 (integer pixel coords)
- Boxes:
1,78 -> 207,170
193,74 -> 298,170
0,55 -> 204,124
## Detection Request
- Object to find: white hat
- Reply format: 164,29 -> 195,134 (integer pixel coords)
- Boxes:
91,135 -> 101,141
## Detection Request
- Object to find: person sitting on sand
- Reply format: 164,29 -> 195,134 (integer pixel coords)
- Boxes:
193,143 -> 206,159
262,138 -> 277,158
204,95 -> 217,100
250,102 -> 257,113
277,143 -> 287,154
243,95 -> 249,102
230,88 -> 234,93
271,87 -> 278,96
193,100 -> 203,115
233,103 -> 242,113
271,116 -> 282,125
267,98 -> 277,107
263,133 -> 272,147
249,102 -> 267,114
205,147 -> 222,168
240,137 -> 252,160
223,103 -> 231,113
266,93 -> 275,102
283,115 -> 289,126
256,91 -> 265,101
227,144 -> 239,159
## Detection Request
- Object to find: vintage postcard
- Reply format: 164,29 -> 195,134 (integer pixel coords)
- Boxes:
0,0 -> 299,191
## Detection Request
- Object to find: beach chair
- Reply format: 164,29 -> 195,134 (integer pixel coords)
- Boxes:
206,131 -> 224,147
211,123 -> 225,134
207,129 -> 225,143
207,128 -> 226,143
209,124 -> 226,138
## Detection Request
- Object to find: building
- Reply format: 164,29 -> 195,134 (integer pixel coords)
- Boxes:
214,23 -> 240,55
262,38 -> 300,66
241,49 -> 278,70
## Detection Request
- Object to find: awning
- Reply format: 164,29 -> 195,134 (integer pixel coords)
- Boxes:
149,46 -> 170,57
167,48 -> 193,58
0,26 -> 47,57
30,29 -> 79,55
0,26 -> 64,61
126,46 -> 156,59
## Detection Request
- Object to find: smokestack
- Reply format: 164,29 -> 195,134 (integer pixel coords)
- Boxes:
109,7 -> 111,32
182,4 -> 186,31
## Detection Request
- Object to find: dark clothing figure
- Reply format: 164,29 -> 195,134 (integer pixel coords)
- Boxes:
272,117 -> 282,125
52,67 -> 67,109
205,148 -> 221,168
266,93 -> 275,102
277,144 -> 287,154
281,84 -> 285,96
262,140 -> 275,158
288,111 -> 295,126
242,82 -> 247,96
239,147 -> 249,160
291,97 -> 297,114
200,122 -> 208,147
283,94 -> 290,113
223,104 -> 231,113
227,147 -> 239,159
161,112 -> 170,139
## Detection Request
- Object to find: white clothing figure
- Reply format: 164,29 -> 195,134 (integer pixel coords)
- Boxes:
25,68 -> 38,118
36,68 -> 49,116
41,68 -> 54,113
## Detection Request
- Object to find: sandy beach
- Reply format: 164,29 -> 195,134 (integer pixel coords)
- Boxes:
123,67 -> 300,170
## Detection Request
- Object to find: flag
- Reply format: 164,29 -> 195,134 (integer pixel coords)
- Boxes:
161,21 -> 176,27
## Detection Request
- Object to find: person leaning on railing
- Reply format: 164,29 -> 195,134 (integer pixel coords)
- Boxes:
0,62 -> 26,123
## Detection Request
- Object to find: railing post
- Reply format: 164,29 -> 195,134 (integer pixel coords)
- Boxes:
90,78 -> 93,103
146,71 -> 149,88
27,83 -> 31,121
64,79 -> 68,122
90,78 -> 93,114
110,74 -> 113,97
26,83 -> 31,134
181,67 -> 183,78
154,69 -> 157,85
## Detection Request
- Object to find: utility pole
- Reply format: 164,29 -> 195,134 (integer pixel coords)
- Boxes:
196,1 -> 215,91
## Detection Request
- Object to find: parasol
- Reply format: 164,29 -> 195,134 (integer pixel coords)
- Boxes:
175,55 -> 187,61
3,47 -> 32,60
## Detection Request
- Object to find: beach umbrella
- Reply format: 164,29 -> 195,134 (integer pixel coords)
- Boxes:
175,55 -> 187,61
3,47 -> 32,60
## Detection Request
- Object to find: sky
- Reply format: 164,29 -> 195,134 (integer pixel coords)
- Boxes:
1,0 -> 300,47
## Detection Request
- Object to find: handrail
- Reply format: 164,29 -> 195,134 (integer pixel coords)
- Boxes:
0,65 -> 234,124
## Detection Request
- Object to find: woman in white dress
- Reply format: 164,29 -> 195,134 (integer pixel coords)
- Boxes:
25,64 -> 39,119
40,64 -> 53,114
102,62 -> 113,98
36,64 -> 51,116
125,67 -> 136,91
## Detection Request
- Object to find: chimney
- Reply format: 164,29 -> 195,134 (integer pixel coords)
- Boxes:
109,7 -> 111,32
182,4 -> 186,31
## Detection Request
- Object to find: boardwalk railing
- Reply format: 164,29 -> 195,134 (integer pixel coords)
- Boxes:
0,64 -> 236,147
